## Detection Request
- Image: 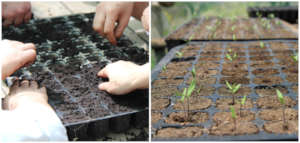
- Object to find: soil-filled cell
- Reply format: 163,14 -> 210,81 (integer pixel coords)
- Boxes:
250,61 -> 275,69
191,86 -> 215,96
250,56 -> 273,61
222,63 -> 248,71
158,68 -> 188,78
255,85 -> 288,97
202,43 -> 223,51
257,96 -> 297,109
200,51 -> 222,57
165,111 -> 209,125
216,98 -> 253,111
152,86 -> 178,97
213,111 -> 255,124
292,85 -> 298,94
263,120 -> 298,134
152,112 -> 162,124
249,51 -> 270,57
187,76 -> 217,85
253,76 -> 283,86
166,61 -> 192,70
217,86 -> 251,97
259,108 -> 298,121
173,97 -> 212,110
209,121 -> 259,136
155,126 -> 205,138
152,97 -> 170,111
195,61 -> 220,69
153,78 -> 184,86
286,74 -> 298,83
282,67 -> 298,75
195,68 -> 219,77
220,76 -> 250,84
199,57 -> 221,62
252,68 -> 279,76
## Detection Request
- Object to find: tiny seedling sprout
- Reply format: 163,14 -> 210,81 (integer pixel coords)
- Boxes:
162,65 -> 167,72
276,89 -> 288,130
291,54 -> 298,62
176,51 -> 183,58
226,49 -> 237,62
230,105 -> 237,131
260,42 -> 265,48
239,95 -> 247,117
226,80 -> 241,105
231,25 -> 236,32
232,34 -> 236,41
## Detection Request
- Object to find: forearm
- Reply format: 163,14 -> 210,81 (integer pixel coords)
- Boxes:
132,2 -> 148,21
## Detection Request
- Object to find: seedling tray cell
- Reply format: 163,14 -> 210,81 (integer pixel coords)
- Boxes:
165,17 -> 298,48
151,40 -> 298,141
2,13 -> 148,140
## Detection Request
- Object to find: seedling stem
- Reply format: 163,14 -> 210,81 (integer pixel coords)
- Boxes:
276,89 -> 288,130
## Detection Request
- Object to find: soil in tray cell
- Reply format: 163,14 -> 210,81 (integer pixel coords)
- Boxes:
182,45 -> 202,51
250,61 -> 275,69
165,111 -> 209,125
278,58 -> 298,67
257,96 -> 297,109
269,42 -> 292,51
168,18 -> 200,40
195,61 -> 220,70
155,126 -> 205,138
153,78 -> 184,86
292,85 -> 298,94
213,111 -> 255,124
152,85 -> 178,98
216,98 -> 253,111
202,42 -> 223,52
209,121 -> 259,136
221,69 -> 248,77
194,68 -> 219,78
249,50 -> 270,57
259,108 -> 298,121
62,110 -> 90,124
191,85 -> 215,97
187,76 -> 217,85
173,97 -> 212,110
226,43 -> 246,52
224,57 -> 246,63
252,68 -> 279,76
158,68 -> 188,78
152,112 -> 162,124
192,17 -> 217,39
222,62 -> 248,71
152,97 -> 170,111
166,61 -> 193,70
250,56 -> 273,61
220,76 -> 250,84
255,85 -> 289,97
282,67 -> 298,75
263,120 -> 298,134
200,51 -> 222,57
199,57 -> 221,62
253,76 -> 283,86
286,74 -> 298,83
217,86 -> 251,97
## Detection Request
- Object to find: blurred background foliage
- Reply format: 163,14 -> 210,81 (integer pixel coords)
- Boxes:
151,2 -> 298,68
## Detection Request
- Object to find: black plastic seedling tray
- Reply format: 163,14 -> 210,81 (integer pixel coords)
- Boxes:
2,13 -> 148,140
151,40 -> 298,141
165,17 -> 298,48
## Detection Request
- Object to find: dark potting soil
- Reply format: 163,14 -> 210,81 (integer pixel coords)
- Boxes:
151,40 -> 298,140
3,13 -> 148,125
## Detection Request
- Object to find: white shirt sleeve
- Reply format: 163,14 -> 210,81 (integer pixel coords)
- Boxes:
0,103 -> 68,141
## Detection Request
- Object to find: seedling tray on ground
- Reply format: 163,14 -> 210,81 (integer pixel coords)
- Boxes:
2,13 -> 148,140
151,40 -> 298,141
165,17 -> 297,48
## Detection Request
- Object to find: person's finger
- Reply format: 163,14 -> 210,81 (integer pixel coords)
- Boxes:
98,82 -> 117,93
114,16 -> 129,39
22,43 -> 36,51
39,87 -> 47,94
14,13 -> 25,26
93,12 -> 106,36
24,12 -> 32,23
30,81 -> 38,88
97,67 -> 108,78
9,81 -> 20,95
3,17 -> 14,27
20,80 -> 30,88
104,15 -> 117,45
20,49 -> 36,67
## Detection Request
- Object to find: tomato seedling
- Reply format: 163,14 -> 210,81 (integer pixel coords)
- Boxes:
162,65 -> 167,72
291,53 -> 298,62
230,105 -> 237,131
176,51 -> 183,58
260,42 -> 265,48
238,95 -> 247,117
226,49 -> 237,62
226,80 -> 241,105
276,89 -> 288,130
231,25 -> 236,32
232,34 -> 236,41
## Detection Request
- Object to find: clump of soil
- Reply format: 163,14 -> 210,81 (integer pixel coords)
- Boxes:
217,86 -> 251,97
216,98 -> 253,111
152,97 -> 170,110
256,96 -> 297,109
173,97 -> 212,110
286,74 -> 298,83
292,85 -> 298,94
155,126 -> 205,138
263,120 -> 298,134
252,68 -> 279,76
254,85 -> 288,97
209,121 -> 259,136
153,78 -> 184,86
152,86 -> 178,97
165,112 -> 209,125
253,76 -> 283,85
220,76 -> 250,84
195,61 -> 220,69
250,61 -> 275,69
213,111 -> 255,124
152,112 -> 162,124
259,108 -> 298,121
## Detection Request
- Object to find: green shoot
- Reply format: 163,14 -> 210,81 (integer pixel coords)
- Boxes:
239,95 -> 247,117
226,49 -> 237,62
256,12 -> 262,19
232,34 -> 236,41
162,65 -> 167,72
268,13 -> 275,19
291,54 -> 298,62
275,20 -> 281,25
276,89 -> 288,130
226,80 -> 241,105
260,42 -> 265,48
176,51 -> 183,58
230,105 -> 237,131
191,67 -> 196,78
231,25 -> 236,32
186,33 -> 195,42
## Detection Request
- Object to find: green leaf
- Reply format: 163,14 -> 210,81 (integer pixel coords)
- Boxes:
230,106 -> 237,119
233,34 -> 236,41
260,42 -> 264,48
231,25 -> 236,31
175,91 -> 182,97
226,54 -> 232,61
233,52 -> 237,59
176,51 -> 183,58
187,79 -> 196,97
276,89 -> 285,105
192,67 -> 196,78
225,81 -> 232,90
232,84 -> 241,93
292,54 -> 298,62
241,96 -> 247,105
180,94 -> 185,102
162,65 -> 167,72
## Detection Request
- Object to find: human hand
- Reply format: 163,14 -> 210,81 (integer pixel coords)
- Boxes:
141,6 -> 149,31
93,2 -> 134,45
1,40 -> 36,80
97,61 -> 149,95
3,80 -> 48,111
2,2 -> 32,27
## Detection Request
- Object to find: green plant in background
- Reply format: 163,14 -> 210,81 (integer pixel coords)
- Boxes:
276,89 -> 288,130
256,12 -> 262,19
226,49 -> 237,62
275,20 -> 282,25
268,13 -> 275,19
176,67 -> 196,121
260,42 -> 265,48
176,51 -> 183,58
291,53 -> 298,62
230,105 -> 237,131
226,81 -> 241,105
